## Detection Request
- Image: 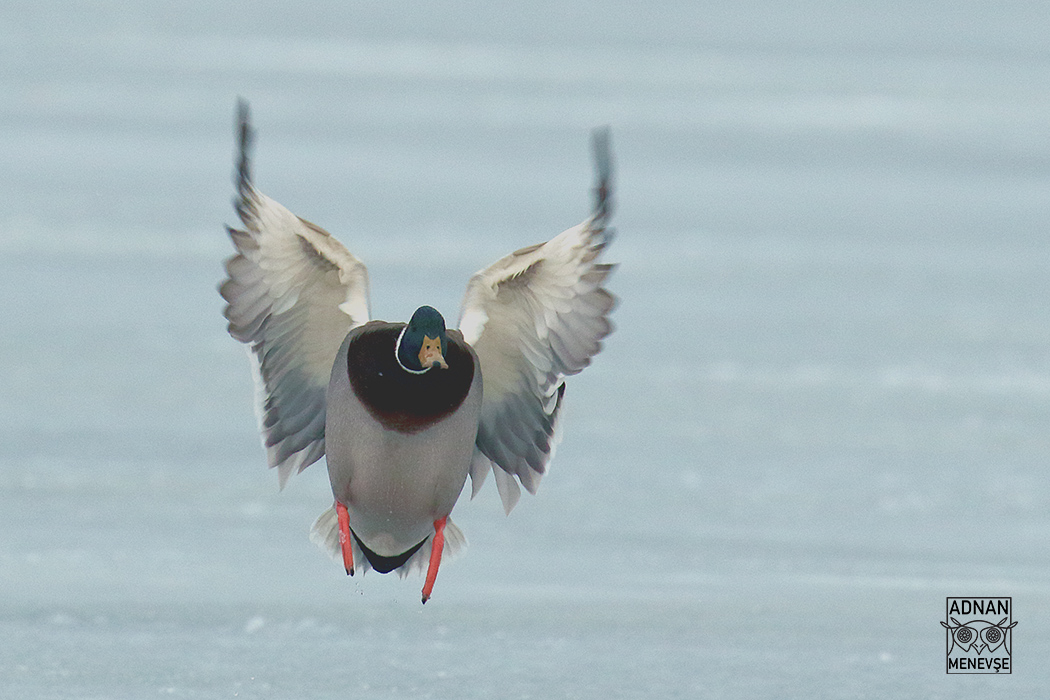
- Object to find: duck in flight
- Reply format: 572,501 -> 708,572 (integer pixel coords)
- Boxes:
220,100 -> 616,603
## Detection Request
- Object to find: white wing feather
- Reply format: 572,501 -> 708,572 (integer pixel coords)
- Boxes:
221,101 -> 370,487
460,129 -> 616,513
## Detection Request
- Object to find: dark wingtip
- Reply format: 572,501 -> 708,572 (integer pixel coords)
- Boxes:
234,97 -> 254,209
590,126 -> 613,221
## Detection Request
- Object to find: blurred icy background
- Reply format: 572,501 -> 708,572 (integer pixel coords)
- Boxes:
3,1 -> 1050,697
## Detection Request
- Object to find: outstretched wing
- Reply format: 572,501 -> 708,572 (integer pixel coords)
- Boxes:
220,99 -> 370,488
459,129 -> 616,513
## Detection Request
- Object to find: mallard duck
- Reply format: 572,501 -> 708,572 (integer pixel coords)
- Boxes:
220,100 -> 616,603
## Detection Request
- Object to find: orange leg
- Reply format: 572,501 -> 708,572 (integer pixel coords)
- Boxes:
335,502 -> 354,576
421,516 -> 447,604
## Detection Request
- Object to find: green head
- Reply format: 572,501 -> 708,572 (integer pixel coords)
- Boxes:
396,306 -> 449,373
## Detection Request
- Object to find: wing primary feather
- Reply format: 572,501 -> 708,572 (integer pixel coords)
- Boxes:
235,97 -> 254,217
591,126 -> 613,224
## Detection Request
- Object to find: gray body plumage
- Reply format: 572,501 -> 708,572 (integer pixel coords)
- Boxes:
325,327 -> 482,557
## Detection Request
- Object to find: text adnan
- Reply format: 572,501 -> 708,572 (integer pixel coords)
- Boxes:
948,599 -> 1009,616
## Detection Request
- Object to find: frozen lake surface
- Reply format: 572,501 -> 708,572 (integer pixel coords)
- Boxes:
3,2 -> 1050,697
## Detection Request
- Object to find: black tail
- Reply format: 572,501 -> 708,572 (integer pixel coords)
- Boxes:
351,526 -> 428,574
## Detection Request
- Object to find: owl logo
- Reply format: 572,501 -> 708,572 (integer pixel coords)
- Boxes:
940,616 -> 1017,657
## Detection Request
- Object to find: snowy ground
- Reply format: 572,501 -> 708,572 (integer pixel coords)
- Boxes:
3,2 -> 1050,698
